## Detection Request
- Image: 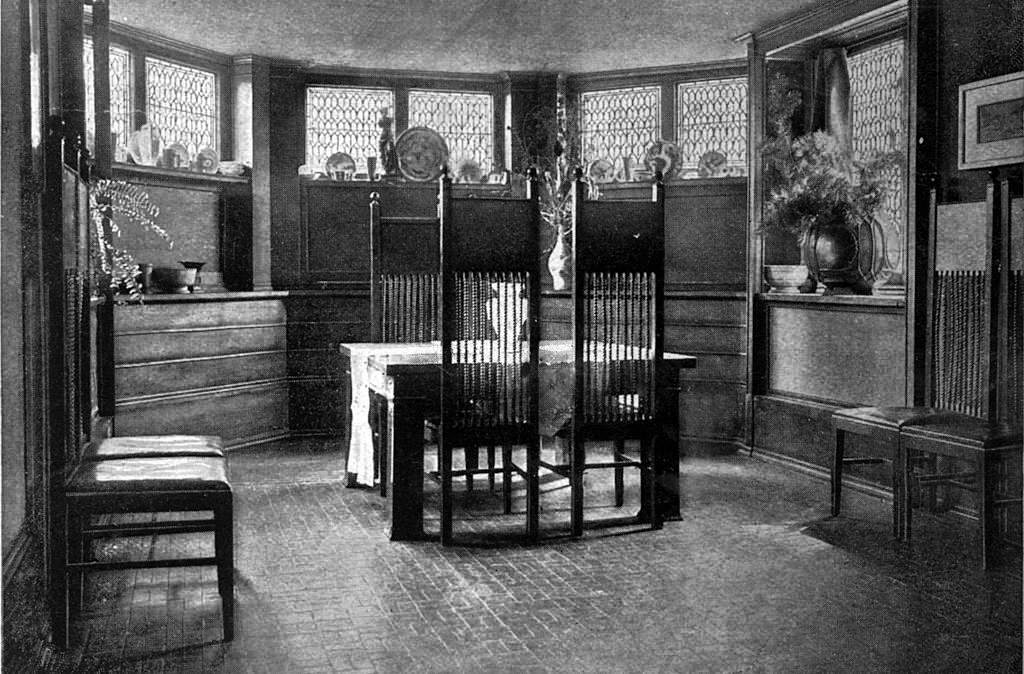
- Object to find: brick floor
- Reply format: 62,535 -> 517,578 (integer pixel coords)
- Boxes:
57,439 -> 1021,672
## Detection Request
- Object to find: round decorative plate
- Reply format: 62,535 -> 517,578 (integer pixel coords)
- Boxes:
128,124 -> 162,166
587,158 -> 615,184
395,127 -> 448,182
325,152 -> 357,178
697,150 -> 728,177
195,147 -> 219,174
643,140 -> 679,180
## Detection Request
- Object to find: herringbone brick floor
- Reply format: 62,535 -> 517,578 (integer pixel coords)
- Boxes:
60,439 -> 1021,672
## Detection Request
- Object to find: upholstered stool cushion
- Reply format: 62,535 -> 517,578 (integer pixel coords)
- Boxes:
900,415 -> 1023,449
83,435 -> 225,461
67,456 -> 230,493
832,406 -> 948,430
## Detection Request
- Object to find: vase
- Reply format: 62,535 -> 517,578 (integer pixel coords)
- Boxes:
801,216 -> 884,295
548,226 -> 571,291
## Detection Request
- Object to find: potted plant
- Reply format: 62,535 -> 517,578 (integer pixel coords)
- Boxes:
759,129 -> 899,295
90,178 -> 171,301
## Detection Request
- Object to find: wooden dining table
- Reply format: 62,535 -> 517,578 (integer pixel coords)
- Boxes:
339,340 -> 696,540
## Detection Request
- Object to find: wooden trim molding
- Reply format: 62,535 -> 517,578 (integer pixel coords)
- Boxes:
743,0 -> 907,55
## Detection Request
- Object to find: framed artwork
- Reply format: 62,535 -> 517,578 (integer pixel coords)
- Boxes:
958,71 -> 1024,170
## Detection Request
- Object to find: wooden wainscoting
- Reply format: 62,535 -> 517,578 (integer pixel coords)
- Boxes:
284,290 -> 371,439
113,294 -> 290,447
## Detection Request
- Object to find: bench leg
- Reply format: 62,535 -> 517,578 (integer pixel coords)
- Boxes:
487,445 -> 496,491
67,508 -> 86,616
903,446 -> 913,542
613,436 -> 625,508
502,444 -> 513,515
980,452 -> 999,570
465,445 -> 478,492
641,433 -> 660,530
892,438 -> 903,539
215,499 -> 235,641
831,428 -> 845,517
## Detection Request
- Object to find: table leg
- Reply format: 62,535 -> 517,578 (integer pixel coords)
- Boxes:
389,395 -> 427,541
655,373 -> 682,521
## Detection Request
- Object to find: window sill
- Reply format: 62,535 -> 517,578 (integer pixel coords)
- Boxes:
757,291 -> 905,310
112,163 -> 250,188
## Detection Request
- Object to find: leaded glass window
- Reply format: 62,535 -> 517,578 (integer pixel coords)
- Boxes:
82,36 -> 133,155
579,86 -> 661,169
849,39 -> 906,282
676,77 -> 748,178
409,90 -> 494,172
306,86 -> 394,172
145,56 -> 218,157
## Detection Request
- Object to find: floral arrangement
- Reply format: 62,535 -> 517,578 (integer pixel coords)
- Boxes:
759,129 -> 898,239
90,179 -> 171,300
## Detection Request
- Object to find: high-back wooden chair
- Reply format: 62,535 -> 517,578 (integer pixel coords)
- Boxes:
438,168 -> 542,545
541,169 -> 666,538
367,196 -> 503,494
897,171 -> 1022,567
833,172 -> 1022,568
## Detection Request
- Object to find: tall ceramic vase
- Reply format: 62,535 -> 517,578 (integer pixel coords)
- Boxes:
548,223 -> 571,291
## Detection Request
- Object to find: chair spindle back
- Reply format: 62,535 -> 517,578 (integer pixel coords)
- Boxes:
369,192 -> 439,343
571,170 -> 665,426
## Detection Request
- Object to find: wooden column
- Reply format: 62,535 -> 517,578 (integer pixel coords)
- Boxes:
233,55 -> 273,290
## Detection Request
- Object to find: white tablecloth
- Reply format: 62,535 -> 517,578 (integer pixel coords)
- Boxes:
346,339 -> 657,486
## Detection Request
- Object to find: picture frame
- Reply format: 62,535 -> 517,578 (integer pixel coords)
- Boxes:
957,71 -> 1024,171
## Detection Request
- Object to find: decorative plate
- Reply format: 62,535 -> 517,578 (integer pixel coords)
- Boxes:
195,147 -> 219,174
697,150 -> 728,178
395,127 -> 448,182
643,140 -> 679,180
128,124 -> 162,166
325,152 -> 357,178
587,158 -> 615,184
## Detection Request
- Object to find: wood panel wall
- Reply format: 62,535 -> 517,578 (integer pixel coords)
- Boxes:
113,296 -> 289,447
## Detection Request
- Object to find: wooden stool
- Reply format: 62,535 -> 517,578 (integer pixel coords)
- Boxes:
62,456 -> 234,645
832,407 -> 946,537
900,416 -> 1022,569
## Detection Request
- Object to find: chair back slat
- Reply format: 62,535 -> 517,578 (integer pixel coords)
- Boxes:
572,173 -> 665,427
931,270 -> 987,417
369,193 -> 439,342
446,271 -> 533,428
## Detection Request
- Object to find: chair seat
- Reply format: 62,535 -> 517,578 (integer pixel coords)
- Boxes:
67,456 -> 230,493
832,406 -> 948,430
84,435 -> 225,461
900,415 -> 1023,449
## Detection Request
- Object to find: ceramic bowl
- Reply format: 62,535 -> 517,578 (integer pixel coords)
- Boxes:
764,264 -> 809,293
149,267 -> 197,293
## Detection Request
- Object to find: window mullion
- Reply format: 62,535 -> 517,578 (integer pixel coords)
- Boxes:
132,44 -> 146,132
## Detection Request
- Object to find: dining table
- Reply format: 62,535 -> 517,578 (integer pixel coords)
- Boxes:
339,340 -> 696,540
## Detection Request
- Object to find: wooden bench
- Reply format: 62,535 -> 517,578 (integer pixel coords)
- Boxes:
59,438 -> 234,647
